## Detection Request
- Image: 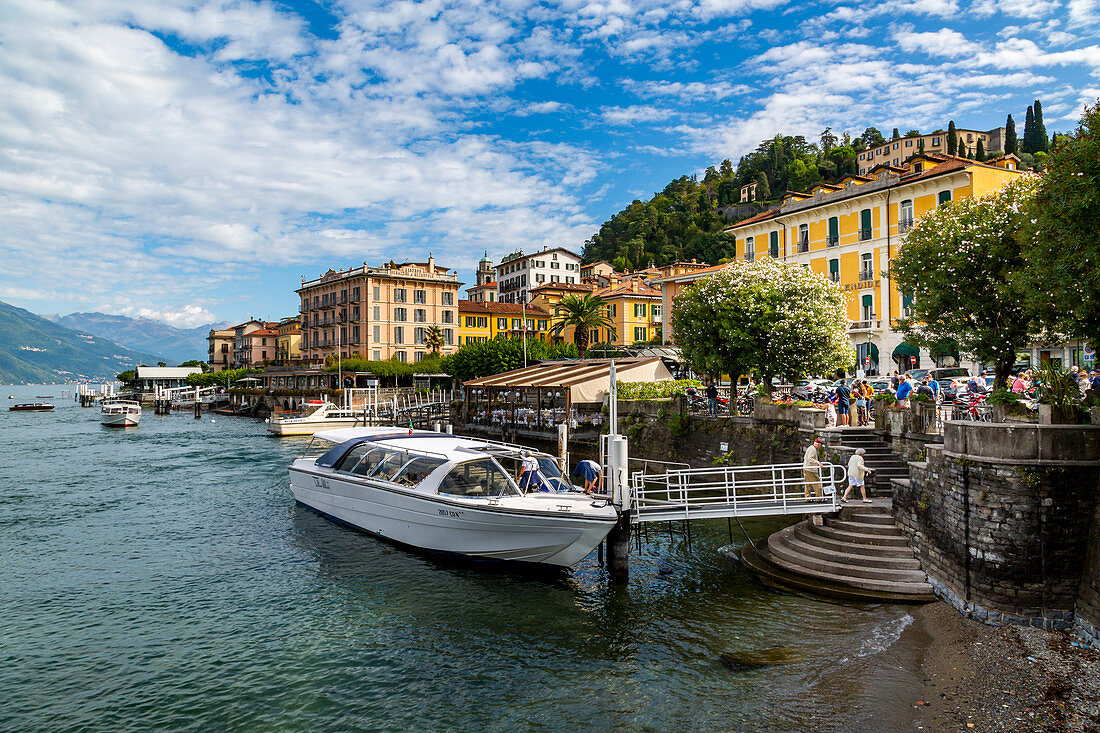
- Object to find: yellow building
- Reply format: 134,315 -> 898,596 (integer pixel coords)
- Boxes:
527,282 -> 594,344
457,301 -> 552,345
704,153 -> 1022,373
275,317 -> 302,362
594,278 -> 663,346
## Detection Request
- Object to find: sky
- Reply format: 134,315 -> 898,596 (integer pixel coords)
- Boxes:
1,0 -> 1097,328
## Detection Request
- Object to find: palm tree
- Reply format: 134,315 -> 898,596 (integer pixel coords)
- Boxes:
424,325 -> 446,355
550,294 -> 615,357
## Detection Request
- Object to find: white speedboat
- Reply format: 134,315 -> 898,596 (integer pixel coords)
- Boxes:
288,427 -> 619,567
101,400 -> 142,427
268,401 -> 367,436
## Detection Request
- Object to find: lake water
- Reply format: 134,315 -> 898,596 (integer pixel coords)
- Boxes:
1,385 -> 928,731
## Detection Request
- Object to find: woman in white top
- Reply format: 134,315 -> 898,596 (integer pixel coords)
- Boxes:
841,448 -> 873,503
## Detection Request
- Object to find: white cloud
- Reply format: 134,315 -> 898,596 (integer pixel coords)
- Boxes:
123,305 -> 221,329
971,0 -> 1062,18
601,104 -> 676,124
895,28 -> 980,56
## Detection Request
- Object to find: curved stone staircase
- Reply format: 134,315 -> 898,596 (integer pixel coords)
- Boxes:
740,500 -> 936,603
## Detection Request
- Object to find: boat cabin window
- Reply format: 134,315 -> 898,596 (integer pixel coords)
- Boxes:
494,454 -> 574,492
333,444 -> 372,472
392,456 -> 446,487
366,450 -> 412,481
438,459 -> 518,498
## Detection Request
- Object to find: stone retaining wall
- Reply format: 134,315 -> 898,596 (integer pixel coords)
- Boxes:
893,421 -> 1100,638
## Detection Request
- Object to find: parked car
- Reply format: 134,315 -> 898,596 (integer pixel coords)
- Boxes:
791,378 -> 833,400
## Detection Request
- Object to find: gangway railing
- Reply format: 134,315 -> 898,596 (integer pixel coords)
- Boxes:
629,462 -> 845,523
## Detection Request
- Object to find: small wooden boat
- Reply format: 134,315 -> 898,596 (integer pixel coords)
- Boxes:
10,402 -> 55,411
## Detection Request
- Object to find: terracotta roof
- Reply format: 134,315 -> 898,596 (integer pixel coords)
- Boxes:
596,279 -> 662,299
467,281 -> 497,289
529,282 -> 593,293
727,208 -> 781,229
248,328 -> 278,337
458,300 -> 550,316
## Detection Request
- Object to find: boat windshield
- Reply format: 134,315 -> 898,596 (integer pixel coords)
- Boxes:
437,459 -> 519,498
333,445 -> 444,487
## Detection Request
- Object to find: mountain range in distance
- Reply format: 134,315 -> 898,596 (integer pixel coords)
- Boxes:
0,300 -> 168,384
44,312 -> 231,365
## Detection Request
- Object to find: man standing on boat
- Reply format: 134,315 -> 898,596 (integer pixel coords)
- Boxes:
572,459 -> 604,494
518,451 -> 550,492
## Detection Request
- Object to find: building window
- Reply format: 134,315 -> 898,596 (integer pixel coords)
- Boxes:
477,317 -> 487,328
373,325 -> 381,342
899,199 -> 914,232
441,291 -> 453,306
394,307 -> 406,322
829,258 -> 840,283
414,327 -> 425,344
444,328 -> 453,345
932,137 -> 940,146
498,318 -> 507,330
465,316 -> 475,327
394,288 -> 407,303
566,277 -> 574,283
859,208 -> 872,241
373,349 -> 381,360
396,350 -> 407,362
415,309 -> 426,323
744,236 -> 755,260
537,319 -> 547,331
590,329 -> 599,343
862,294 -> 874,321
860,252 -> 874,281
634,303 -> 646,318
394,326 -> 404,344
415,352 -> 425,362
827,217 -> 839,246
769,230 -> 779,258
510,318 -> 521,330
938,190 -> 952,205
608,304 -> 616,317
442,310 -> 453,324
652,304 -> 661,319
372,286 -> 380,300
634,327 -> 646,342
798,224 -> 809,252
414,289 -> 426,304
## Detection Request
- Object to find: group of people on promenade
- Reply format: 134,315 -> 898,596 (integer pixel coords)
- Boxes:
824,378 -> 875,428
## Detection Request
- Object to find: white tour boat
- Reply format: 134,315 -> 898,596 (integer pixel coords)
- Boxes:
288,427 -> 619,567
101,400 -> 142,427
268,401 -> 368,436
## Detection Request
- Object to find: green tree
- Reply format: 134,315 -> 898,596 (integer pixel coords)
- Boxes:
893,175 -> 1040,390
441,338 -> 576,381
670,260 -> 854,389
1005,113 -> 1018,154
975,139 -> 985,161
891,127 -> 900,140
550,294 -> 615,356
1023,105 -> 1036,153
1021,102 -> 1100,351
1033,99 -> 1049,153
819,127 -> 837,154
947,121 -> 957,155
755,171 -> 770,200
116,369 -> 136,384
957,137 -> 967,158
861,126 -> 886,148
424,325 -> 445,354
904,129 -> 920,137
179,359 -> 209,372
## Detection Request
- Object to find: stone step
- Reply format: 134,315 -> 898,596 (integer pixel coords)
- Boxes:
891,478 -> 912,489
809,522 -> 912,548
739,542 -> 938,603
768,532 -> 929,583
770,526 -> 923,572
824,518 -> 907,537
792,523 -> 915,557
756,545 -> 935,597
838,504 -> 891,518
845,511 -> 896,526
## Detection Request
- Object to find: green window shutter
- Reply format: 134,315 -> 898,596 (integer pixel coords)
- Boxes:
769,231 -> 779,257
828,217 -> 839,244
862,294 -> 873,307
938,190 -> 952,204
829,259 -> 839,273
860,209 -> 871,237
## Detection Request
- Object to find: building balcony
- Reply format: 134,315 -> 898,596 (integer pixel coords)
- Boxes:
797,237 -> 809,253
826,235 -> 839,247
849,320 -> 881,333
744,252 -> 754,261
898,218 -> 915,234
858,227 -> 873,241
829,272 -> 840,283
859,269 -> 876,282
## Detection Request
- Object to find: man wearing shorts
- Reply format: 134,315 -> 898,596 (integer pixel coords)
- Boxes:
835,379 -> 851,426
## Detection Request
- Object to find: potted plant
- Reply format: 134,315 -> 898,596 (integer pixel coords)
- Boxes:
986,388 -> 1029,422
1034,361 -> 1082,424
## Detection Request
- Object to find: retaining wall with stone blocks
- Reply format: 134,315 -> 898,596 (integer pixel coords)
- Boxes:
893,421 -> 1100,639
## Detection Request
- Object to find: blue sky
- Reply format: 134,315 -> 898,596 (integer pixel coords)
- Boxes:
1,0 -> 1097,327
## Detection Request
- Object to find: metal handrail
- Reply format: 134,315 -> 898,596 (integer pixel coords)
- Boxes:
629,462 -> 844,522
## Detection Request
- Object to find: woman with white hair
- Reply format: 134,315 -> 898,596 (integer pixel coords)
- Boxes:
841,448 -> 874,504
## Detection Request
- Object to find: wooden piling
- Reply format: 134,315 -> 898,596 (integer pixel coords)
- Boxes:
606,514 -> 631,583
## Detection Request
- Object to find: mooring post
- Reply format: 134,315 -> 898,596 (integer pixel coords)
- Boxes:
194,400 -> 201,419
606,432 -> 630,582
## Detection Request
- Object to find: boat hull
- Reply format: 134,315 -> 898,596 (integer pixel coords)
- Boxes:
269,416 -> 366,436
101,412 -> 140,427
289,466 -> 616,567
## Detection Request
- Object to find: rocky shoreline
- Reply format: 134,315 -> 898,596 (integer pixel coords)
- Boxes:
909,602 -> 1100,732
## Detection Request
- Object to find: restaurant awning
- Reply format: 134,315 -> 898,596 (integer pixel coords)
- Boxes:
892,343 -> 920,360
463,358 -> 673,403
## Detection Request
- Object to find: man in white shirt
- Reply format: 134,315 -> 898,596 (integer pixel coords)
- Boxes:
518,452 -> 547,492
842,448 -> 873,503
803,438 -> 824,500
572,459 -> 604,494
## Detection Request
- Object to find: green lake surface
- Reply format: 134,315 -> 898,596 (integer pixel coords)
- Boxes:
1,385 -> 928,731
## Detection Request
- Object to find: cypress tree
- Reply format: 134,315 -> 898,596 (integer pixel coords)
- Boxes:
1005,114 -> 1017,154
1034,99 -> 1048,152
892,127 -> 900,140
1023,105 -> 1035,154
755,171 -> 770,201
958,137 -> 967,158
947,120 -> 957,155
976,139 -> 986,161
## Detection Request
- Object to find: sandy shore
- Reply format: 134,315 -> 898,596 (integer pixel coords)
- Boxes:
908,602 -> 1100,732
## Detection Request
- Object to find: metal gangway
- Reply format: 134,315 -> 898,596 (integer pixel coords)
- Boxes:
626,462 -> 845,523
160,385 -> 221,405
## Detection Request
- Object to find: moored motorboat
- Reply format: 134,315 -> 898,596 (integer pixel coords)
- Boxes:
101,400 -> 142,427
9,402 -> 54,412
269,401 -> 368,436
289,427 -> 619,567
